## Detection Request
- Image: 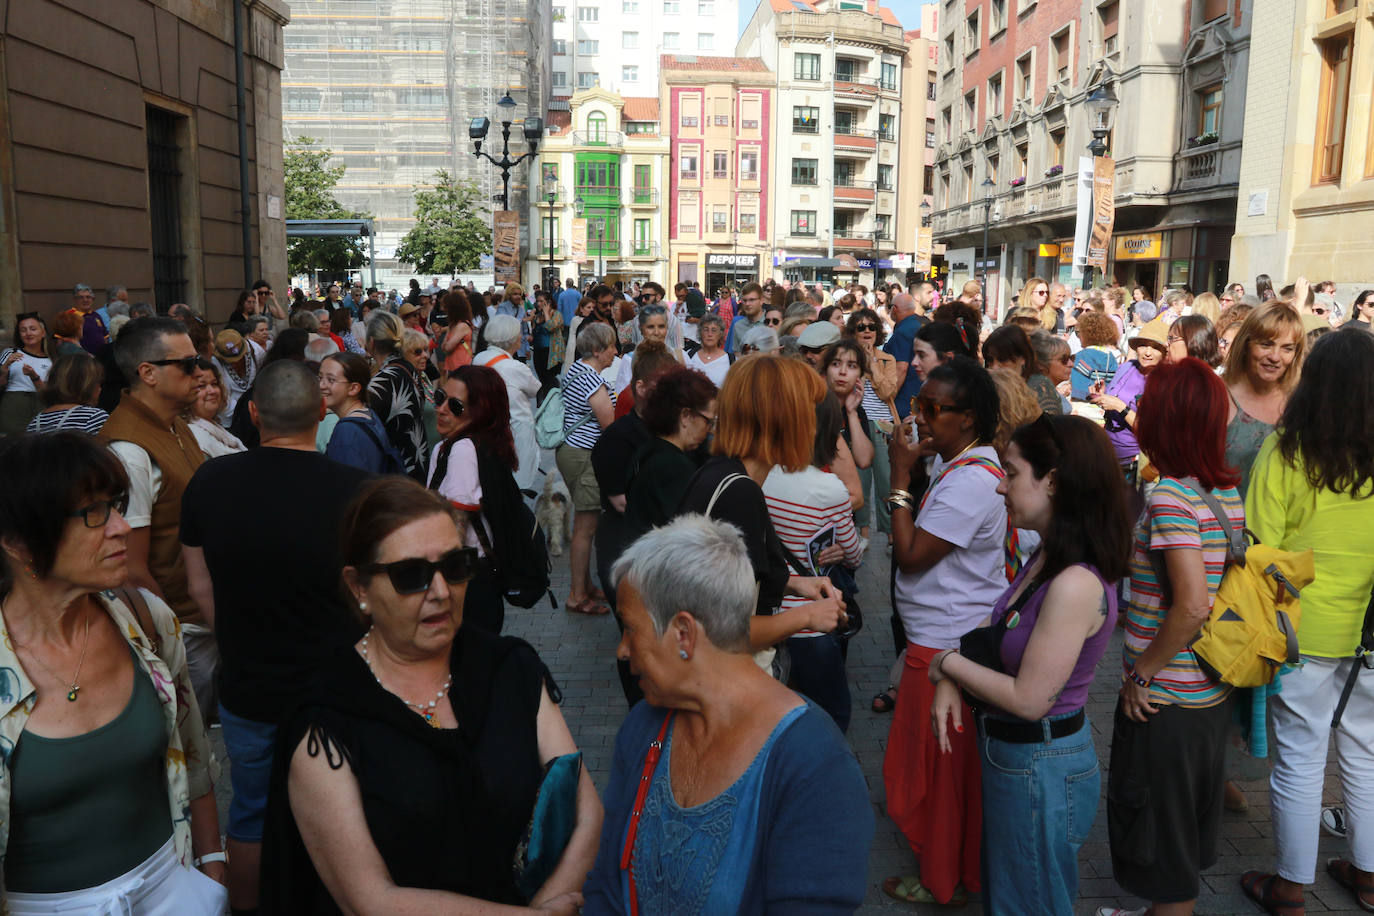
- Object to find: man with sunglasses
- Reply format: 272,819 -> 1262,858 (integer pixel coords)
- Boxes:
102,317 -> 215,716
179,360 -> 372,914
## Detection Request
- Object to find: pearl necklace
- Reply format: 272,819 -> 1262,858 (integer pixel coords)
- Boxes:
359,629 -> 452,728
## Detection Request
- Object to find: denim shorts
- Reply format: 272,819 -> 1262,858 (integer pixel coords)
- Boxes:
218,704 -> 279,843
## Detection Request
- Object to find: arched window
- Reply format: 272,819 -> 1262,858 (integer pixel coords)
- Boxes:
588,111 -> 607,143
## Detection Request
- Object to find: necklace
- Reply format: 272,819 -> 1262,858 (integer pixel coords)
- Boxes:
359,628 -> 452,728
944,438 -> 980,464
3,601 -> 93,702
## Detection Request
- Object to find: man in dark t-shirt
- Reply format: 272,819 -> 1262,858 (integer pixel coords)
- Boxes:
180,360 -> 372,912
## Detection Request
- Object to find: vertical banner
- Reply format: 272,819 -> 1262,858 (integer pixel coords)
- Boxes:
915,227 -> 933,273
571,217 -> 588,263
1070,156 -> 1094,283
1087,156 -> 1115,271
493,210 -> 520,284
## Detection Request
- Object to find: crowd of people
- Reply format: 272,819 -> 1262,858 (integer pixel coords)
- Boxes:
0,265 -> 1369,916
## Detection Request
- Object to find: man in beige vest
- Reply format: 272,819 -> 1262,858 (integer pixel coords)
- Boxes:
104,317 -> 213,715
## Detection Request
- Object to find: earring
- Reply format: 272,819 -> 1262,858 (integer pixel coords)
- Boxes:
679,649 -> 689,661
358,600 -> 368,613
24,563 -> 36,580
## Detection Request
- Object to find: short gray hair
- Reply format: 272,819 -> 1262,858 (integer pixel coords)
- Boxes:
1239,293 -> 1262,308
637,303 -> 668,327
105,285 -> 126,301
1162,288 -> 1190,310
290,310 -> 320,333
485,314 -> 522,350
128,302 -> 156,320
304,337 -> 340,362
105,300 -> 130,319
73,283 -> 92,295
575,321 -> 615,358
698,314 -> 725,337
610,515 -> 755,652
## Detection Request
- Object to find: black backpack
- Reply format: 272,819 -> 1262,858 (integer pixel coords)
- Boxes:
458,440 -> 554,609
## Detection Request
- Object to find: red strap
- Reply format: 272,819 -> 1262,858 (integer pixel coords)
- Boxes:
620,711 -> 674,915
486,353 -> 511,366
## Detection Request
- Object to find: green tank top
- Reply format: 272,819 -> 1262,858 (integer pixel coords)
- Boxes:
5,646 -> 173,892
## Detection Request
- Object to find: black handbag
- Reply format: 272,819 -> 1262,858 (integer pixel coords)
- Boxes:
958,579 -> 1039,708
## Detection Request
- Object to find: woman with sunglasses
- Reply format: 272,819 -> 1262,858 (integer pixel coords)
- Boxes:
612,304 -> 682,400
0,433 -> 225,913
845,307 -> 900,542
259,477 -> 601,915
1,312 -> 53,436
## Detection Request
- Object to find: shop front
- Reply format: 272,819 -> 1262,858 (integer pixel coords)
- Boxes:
705,253 -> 760,295
1050,224 -> 1234,298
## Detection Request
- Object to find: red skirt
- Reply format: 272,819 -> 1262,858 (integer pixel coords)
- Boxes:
882,642 -> 982,901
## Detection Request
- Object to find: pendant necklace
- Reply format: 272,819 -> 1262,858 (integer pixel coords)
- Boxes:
359,628 -> 452,728
6,607 -> 93,702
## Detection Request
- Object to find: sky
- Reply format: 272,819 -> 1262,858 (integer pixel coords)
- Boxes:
737,0 -> 936,38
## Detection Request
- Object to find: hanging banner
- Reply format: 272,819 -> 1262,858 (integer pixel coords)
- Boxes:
1070,156 -> 1094,282
915,227 -> 933,272
493,210 -> 520,284
571,218 -> 588,263
1087,156 -> 1115,271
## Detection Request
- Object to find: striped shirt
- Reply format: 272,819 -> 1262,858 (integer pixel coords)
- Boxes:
860,378 -> 892,423
1123,476 -> 1242,708
25,405 -> 109,435
562,360 -> 613,450
762,466 -> 863,628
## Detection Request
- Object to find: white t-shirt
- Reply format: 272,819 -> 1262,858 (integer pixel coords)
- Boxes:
473,348 -> 541,491
686,349 -> 731,389
893,445 -> 1010,649
425,437 -> 490,553
2,350 -> 52,393
107,441 -> 162,528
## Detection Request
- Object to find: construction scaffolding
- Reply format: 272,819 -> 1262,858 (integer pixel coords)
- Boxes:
282,0 -> 551,277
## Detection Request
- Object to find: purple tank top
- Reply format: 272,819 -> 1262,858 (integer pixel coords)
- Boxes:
995,559 -> 1118,717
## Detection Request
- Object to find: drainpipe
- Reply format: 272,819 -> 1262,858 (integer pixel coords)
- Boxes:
233,0 -> 255,288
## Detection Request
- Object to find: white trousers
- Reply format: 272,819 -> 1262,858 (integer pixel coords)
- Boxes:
1270,655 -> 1374,884
5,837 -> 227,915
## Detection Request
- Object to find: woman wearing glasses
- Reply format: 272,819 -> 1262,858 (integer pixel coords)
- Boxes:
1,312 -> 53,436
846,307 -> 900,542
0,433 -> 225,913
259,477 -> 601,915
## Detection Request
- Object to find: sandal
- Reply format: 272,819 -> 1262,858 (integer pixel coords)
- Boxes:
1240,871 -> 1306,915
871,688 -> 897,714
881,875 -> 967,906
564,597 -> 610,616
1326,859 -> 1374,912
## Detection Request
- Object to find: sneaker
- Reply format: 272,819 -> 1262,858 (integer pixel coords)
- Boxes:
1322,806 -> 1348,839
1095,908 -> 1148,916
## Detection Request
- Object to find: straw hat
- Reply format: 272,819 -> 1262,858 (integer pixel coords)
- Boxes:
1128,317 -> 1169,352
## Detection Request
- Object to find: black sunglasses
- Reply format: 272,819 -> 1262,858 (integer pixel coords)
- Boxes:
362,547 -> 480,594
433,388 -> 465,415
68,493 -> 129,529
763,317 -> 781,326
853,323 -> 880,332
147,355 -> 211,375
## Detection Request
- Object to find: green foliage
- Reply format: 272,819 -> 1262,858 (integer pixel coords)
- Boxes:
284,137 -> 369,275
393,171 -> 492,274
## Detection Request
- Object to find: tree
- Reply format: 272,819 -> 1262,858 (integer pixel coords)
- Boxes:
284,137 -> 369,276
393,171 -> 491,275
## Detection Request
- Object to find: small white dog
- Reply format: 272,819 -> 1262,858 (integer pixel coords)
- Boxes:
535,471 -> 573,556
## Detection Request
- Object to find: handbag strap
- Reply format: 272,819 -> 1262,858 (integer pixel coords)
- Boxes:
704,472 -> 748,517
1180,476 -> 1246,564
1333,583 -> 1374,728
116,586 -> 160,656
620,711 -> 675,916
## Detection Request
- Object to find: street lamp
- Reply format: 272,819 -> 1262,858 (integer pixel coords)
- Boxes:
1082,83 -> 1119,289
543,171 -> 559,290
981,176 -> 995,314
469,89 -> 544,211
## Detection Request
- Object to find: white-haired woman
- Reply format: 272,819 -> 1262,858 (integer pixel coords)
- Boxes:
584,515 -> 873,913
686,314 -> 731,388
612,304 -> 683,397
475,314 -> 541,492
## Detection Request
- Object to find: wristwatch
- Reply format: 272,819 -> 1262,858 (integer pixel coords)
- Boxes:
1126,668 -> 1151,689
194,851 -> 228,868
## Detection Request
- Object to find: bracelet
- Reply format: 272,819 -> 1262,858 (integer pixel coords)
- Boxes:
887,488 -> 914,502
884,494 -> 915,512
1126,668 -> 1151,689
194,851 -> 228,868
932,649 -> 956,681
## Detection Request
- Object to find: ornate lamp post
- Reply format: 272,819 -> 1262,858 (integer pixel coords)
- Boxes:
469,90 -> 544,211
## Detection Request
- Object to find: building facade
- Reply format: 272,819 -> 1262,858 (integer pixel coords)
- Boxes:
552,0 -> 740,96
529,88 -> 670,289
1230,0 -> 1374,300
930,0 -> 1250,314
895,6 -> 941,282
738,0 -> 908,287
661,55 -> 773,293
0,0 -> 290,326
282,0 -> 551,284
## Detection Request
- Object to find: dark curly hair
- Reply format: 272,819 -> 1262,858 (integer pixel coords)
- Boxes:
641,366 -> 718,438
925,356 -> 1000,446
447,364 -> 517,471
1276,328 -> 1374,497
844,307 -> 887,345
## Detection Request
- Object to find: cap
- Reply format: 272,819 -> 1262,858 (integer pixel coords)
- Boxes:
214,329 -> 247,363
797,321 -> 841,350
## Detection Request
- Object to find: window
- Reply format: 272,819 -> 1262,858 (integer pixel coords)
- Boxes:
663,32 -> 679,48
741,150 -> 759,180
680,152 -> 699,179
663,0 -> 679,11
876,215 -> 891,240
341,36 -> 374,50
1050,128 -> 1065,167
988,72 -> 1003,117
1330,0 -> 1357,10
577,72 -> 597,88
341,90 -> 373,111
1315,32 -> 1353,183
742,118 -> 759,129
1201,0 -> 1227,21
834,160 -> 855,185
622,65 -> 639,82
713,151 -> 728,178
926,123 -> 936,148
397,88 -> 445,108
634,164 -> 651,190
794,52 -> 821,80
941,106 -> 953,141
286,89 -> 321,112
928,77 -> 937,101
923,167 -> 934,195
552,71 -> 568,87
623,0 -> 638,10
880,114 -> 896,141
1015,142 -> 1028,178
697,33 -> 714,50
553,5 -> 566,19
1053,28 -> 1071,83
1197,85 -> 1222,136
965,10 -> 981,54
1016,53 -> 1033,102
990,0 -> 1006,32
577,40 -> 599,54
963,91 -> 976,129
553,39 -> 567,55
792,158 -> 819,184
578,5 -> 599,20
713,114 -> 729,126
793,106 -> 819,133
623,31 -> 639,48
791,210 -> 817,235
541,217 -> 559,252
835,109 -> 855,134
587,112 -> 608,141
835,57 -> 858,81
698,0 -> 714,12
633,219 -> 650,253
1100,1 -> 1119,55
963,164 -> 974,202
740,212 -> 757,231
878,164 -> 894,189
943,36 -> 955,69
881,62 -> 898,91
145,106 -> 188,311
987,155 -> 999,185
712,209 -> 728,231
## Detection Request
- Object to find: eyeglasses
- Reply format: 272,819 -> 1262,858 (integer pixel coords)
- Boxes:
1313,307 -> 1327,316
694,410 -> 718,429
68,494 -> 128,529
1220,296 -> 1234,303
1032,289 -> 1048,297
853,323 -> 880,332
1057,354 -> 1075,365
362,547 -> 480,595
913,397 -> 969,420
763,317 -> 781,326
146,355 -> 210,375
434,388 -> 465,415
1166,334 -> 1184,345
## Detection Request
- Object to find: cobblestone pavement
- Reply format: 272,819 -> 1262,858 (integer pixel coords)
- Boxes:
213,464 -> 1363,915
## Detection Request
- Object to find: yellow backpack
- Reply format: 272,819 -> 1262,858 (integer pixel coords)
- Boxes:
1152,478 -> 1315,688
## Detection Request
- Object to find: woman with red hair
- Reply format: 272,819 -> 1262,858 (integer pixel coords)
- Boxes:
1098,357 -> 1243,916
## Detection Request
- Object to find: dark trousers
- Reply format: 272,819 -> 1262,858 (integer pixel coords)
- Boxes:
787,634 -> 852,733
533,346 -> 557,401
463,565 -> 506,635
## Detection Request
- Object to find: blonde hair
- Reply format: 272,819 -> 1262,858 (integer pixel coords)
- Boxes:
1192,292 -> 1222,324
989,367 -> 1043,458
401,328 -> 429,355
365,310 -> 405,355
1222,301 -> 1305,391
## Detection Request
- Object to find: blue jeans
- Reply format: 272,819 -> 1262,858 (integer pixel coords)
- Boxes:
219,704 -> 278,843
786,634 -> 851,733
978,711 -> 1100,915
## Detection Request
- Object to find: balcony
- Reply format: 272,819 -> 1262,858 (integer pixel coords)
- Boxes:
627,187 -> 659,206
834,127 -> 877,153
1174,140 -> 1241,189
833,229 -> 874,250
585,239 -> 620,257
834,73 -> 879,101
536,185 -> 566,206
628,241 -> 662,259
535,239 -> 567,256
834,178 -> 877,204
574,184 -> 621,203
571,129 -> 624,149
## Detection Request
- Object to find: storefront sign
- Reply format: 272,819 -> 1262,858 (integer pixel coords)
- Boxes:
705,253 -> 760,269
1057,240 -> 1074,265
1087,156 -> 1115,271
571,218 -> 588,263
1038,243 -> 1061,258
493,211 -> 520,284
888,253 -> 913,269
1113,232 -> 1164,261
916,229 -> 932,272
